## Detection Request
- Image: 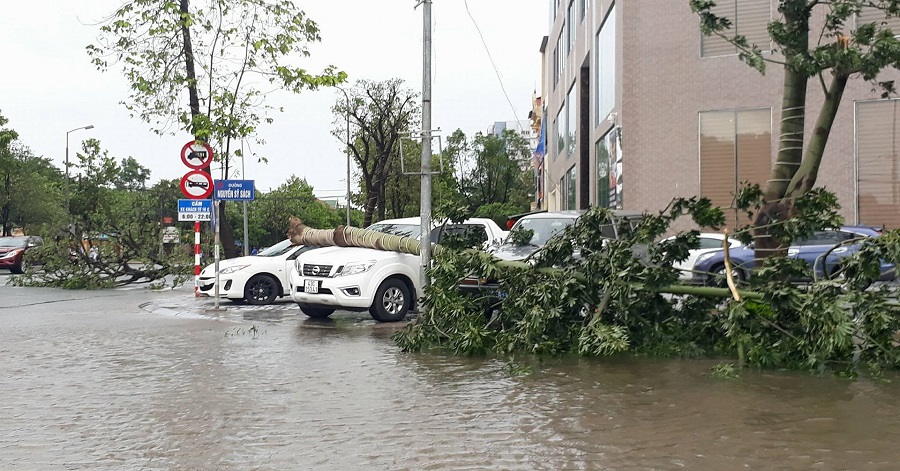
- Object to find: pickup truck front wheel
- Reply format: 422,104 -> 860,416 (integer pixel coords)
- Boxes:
369,278 -> 411,322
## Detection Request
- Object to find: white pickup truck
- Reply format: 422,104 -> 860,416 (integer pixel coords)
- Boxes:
289,217 -> 507,322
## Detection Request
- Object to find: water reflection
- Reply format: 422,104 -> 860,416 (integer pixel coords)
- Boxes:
4,292 -> 900,470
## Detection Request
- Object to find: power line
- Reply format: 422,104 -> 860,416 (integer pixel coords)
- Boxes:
462,0 -> 524,133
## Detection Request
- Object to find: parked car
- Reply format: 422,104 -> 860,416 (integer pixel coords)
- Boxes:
661,232 -> 744,281
459,209 -> 645,295
691,226 -> 896,286
198,239 -> 317,305
289,217 -> 508,322
0,236 -> 43,274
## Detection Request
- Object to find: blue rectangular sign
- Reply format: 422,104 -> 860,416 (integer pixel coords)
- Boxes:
177,198 -> 212,221
214,179 -> 255,201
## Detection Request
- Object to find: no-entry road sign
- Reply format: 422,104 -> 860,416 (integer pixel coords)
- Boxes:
180,170 -> 214,199
181,141 -> 215,170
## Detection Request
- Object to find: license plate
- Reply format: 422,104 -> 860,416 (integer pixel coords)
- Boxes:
304,279 -> 318,294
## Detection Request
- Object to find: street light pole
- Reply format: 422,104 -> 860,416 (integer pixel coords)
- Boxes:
336,86 -> 352,226
65,125 -> 94,215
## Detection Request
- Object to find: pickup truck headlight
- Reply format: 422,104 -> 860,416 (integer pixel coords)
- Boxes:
335,260 -> 376,277
220,265 -> 249,275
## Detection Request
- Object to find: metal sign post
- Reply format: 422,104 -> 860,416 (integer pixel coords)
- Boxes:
212,199 -> 222,311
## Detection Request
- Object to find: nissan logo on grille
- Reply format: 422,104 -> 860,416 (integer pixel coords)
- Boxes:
303,264 -> 332,277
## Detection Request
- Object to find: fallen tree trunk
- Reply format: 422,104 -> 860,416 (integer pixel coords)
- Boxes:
287,216 -> 447,257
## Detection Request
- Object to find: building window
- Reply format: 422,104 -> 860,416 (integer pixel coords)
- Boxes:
856,100 -> 900,229
596,128 -> 621,209
555,106 -> 565,158
567,166 -> 577,209
596,4 -> 616,124
552,0 -> 560,22
566,83 -> 577,157
699,108 -> 772,227
596,138 -> 610,208
557,34 -> 565,85
567,0 -> 576,55
700,0 -> 771,57
580,0 -> 587,22
553,44 -> 560,89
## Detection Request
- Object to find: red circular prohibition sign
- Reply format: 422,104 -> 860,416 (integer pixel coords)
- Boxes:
180,170 -> 214,199
181,141 -> 215,169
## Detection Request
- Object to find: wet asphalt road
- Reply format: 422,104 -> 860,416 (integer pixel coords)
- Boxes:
5,274 -> 900,470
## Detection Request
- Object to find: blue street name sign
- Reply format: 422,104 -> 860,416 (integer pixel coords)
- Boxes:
213,179 -> 255,201
177,198 -> 212,221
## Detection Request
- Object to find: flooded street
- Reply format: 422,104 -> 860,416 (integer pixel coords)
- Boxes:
2,281 -> 900,470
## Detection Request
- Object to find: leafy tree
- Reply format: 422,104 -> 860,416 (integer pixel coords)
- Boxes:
332,79 -> 420,226
227,176 -> 344,248
0,112 -> 64,235
690,0 -> 900,257
88,0 -> 346,257
449,128 -> 532,220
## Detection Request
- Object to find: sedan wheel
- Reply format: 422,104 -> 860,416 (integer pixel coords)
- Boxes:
707,264 -> 745,288
11,260 -> 26,275
369,278 -> 411,322
244,274 -> 279,305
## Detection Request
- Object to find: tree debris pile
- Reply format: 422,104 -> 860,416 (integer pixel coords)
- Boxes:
393,196 -> 900,374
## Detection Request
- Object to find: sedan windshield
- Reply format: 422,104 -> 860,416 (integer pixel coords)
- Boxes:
257,239 -> 298,257
365,223 -> 423,239
0,237 -> 28,248
511,217 -> 577,247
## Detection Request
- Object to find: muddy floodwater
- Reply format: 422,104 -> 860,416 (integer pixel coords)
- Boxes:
2,284 -> 900,470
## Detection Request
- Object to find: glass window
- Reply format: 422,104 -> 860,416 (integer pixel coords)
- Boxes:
566,84 -> 577,157
596,4 -> 617,122
596,138 -> 610,208
580,0 -> 587,22
364,223 -> 422,239
434,224 -> 488,246
698,237 -> 726,250
556,106 -> 565,157
567,165 -> 577,210
567,1 -> 576,55
699,108 -> 772,228
512,216 -> 578,247
700,0 -> 771,57
856,99 -> 900,230
257,239 -> 297,256
596,128 -> 621,209
553,44 -> 560,89
557,35 -> 566,81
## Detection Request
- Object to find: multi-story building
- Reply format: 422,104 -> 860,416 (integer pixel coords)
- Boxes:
539,0 -> 900,229
488,119 -> 539,150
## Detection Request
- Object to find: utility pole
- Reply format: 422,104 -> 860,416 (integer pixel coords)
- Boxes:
418,0 -> 433,293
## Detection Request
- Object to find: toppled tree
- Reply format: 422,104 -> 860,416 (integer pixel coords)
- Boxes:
690,0 -> 900,256
392,196 -> 900,375
12,141 -> 190,289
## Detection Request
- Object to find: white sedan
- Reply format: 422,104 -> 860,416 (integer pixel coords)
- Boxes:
662,232 -> 744,281
198,239 -> 316,305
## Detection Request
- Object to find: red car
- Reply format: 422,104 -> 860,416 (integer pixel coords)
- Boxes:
0,236 -> 43,274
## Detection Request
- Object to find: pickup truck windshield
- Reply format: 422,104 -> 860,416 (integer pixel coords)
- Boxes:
365,223 -> 423,239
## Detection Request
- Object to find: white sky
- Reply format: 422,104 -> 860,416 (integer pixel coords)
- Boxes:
0,0 -> 546,200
